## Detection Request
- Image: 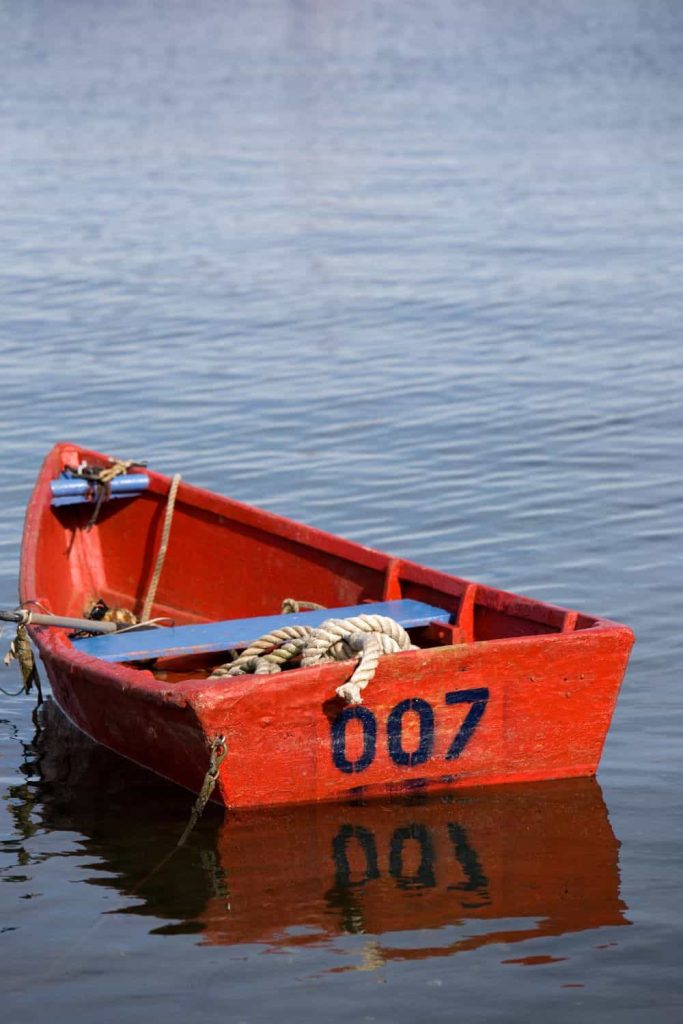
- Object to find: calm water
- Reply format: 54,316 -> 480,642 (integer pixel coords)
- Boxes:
1,0 -> 682,1020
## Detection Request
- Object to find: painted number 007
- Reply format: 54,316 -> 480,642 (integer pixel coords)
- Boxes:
331,688 -> 490,774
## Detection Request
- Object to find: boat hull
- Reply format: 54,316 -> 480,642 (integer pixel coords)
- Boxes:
36,616 -> 632,808
21,443 -> 635,808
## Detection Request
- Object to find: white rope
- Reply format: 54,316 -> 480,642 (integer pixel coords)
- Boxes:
209,613 -> 417,703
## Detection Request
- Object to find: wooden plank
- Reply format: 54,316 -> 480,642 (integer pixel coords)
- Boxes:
71,599 -> 451,664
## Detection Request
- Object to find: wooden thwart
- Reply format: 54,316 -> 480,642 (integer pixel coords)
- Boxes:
71,599 -> 452,664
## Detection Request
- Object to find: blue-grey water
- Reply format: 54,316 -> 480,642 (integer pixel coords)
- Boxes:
1,0 -> 682,1020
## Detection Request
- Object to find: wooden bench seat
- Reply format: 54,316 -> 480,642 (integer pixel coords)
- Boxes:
71,599 -> 451,664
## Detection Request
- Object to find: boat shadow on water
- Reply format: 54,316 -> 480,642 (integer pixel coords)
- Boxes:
8,699 -> 630,963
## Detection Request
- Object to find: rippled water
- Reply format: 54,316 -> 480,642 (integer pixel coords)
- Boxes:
1,0 -> 682,1020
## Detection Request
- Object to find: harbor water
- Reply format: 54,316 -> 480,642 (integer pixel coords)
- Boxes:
1,1 -> 682,1020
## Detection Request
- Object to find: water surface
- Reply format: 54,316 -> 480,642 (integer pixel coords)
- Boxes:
1,1 -> 682,1021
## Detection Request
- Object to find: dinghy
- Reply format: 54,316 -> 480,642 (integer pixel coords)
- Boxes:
17,442 -> 634,808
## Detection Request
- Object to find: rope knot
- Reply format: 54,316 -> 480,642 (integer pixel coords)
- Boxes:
209,611 -> 417,703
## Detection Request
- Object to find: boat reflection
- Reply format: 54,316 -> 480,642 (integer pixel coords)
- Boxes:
9,700 -> 629,960
208,781 -> 629,960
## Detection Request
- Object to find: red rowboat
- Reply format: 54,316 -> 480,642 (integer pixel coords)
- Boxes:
19,442 -> 634,808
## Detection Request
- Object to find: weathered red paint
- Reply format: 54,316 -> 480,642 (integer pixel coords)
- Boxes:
20,442 -> 635,808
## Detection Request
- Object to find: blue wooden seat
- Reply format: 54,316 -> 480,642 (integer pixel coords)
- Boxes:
71,599 -> 451,664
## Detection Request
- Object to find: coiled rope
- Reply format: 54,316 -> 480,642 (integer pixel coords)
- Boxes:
209,613 -> 417,704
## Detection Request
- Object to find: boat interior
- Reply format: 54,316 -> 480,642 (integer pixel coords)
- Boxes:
28,449 -> 599,679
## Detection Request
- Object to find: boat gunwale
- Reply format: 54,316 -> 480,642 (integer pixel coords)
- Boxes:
24,614 -> 633,709
20,441 -> 635,708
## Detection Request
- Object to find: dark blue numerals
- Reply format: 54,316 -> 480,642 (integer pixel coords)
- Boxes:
330,688 -> 490,774
445,688 -> 489,760
331,706 -> 377,773
387,698 -> 435,767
